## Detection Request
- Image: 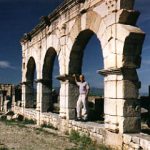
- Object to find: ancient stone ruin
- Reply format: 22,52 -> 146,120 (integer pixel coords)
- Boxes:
11,0 -> 150,149
0,84 -> 21,112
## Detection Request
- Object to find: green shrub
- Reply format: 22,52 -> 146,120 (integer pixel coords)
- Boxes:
22,118 -> 36,125
41,122 -> 57,130
68,130 -> 112,150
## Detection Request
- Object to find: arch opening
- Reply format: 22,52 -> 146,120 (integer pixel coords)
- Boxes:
42,48 -> 60,113
25,57 -> 37,108
69,29 -> 104,121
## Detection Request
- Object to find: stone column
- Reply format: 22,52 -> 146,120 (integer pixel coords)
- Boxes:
3,96 -> 8,112
67,82 -> 79,119
36,80 -> 52,113
11,86 -> 16,111
59,81 -> 67,119
11,95 -> 15,111
99,68 -> 141,133
36,80 -> 52,125
36,81 -> 41,126
59,24 -> 70,119
59,80 -> 78,119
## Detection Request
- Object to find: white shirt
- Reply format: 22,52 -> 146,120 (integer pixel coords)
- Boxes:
76,81 -> 89,94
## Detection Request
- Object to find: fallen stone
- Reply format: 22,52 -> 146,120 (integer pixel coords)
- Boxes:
7,115 -> 12,121
17,114 -> 24,121
5,111 -> 14,116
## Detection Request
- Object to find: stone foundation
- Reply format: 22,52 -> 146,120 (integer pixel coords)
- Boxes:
14,106 -> 150,150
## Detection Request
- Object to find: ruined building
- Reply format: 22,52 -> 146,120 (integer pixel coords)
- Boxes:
12,0 -> 150,149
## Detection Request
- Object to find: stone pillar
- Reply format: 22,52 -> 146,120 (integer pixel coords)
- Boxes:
36,82 -> 41,126
59,81 -> 67,119
3,96 -> 9,113
67,82 -> 79,119
99,68 -> 141,133
11,94 -> 15,111
11,86 -> 16,111
36,80 -> 52,125
59,80 -> 78,119
59,23 -> 71,119
36,80 -> 52,113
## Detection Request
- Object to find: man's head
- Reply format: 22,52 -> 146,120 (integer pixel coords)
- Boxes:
79,74 -> 85,82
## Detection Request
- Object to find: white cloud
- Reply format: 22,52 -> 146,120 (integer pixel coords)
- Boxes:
0,61 -> 15,69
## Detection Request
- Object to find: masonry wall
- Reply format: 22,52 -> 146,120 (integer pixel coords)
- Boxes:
14,106 -> 150,150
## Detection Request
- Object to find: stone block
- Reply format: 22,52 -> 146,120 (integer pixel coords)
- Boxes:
104,53 -> 117,69
68,19 -> 76,33
97,20 -> 107,39
100,25 -> 112,51
60,36 -> 66,46
132,136 -> 140,144
7,115 -> 12,121
104,98 -> 117,116
122,55 -> 142,69
118,116 -> 141,133
140,138 -> 150,150
130,142 -> 140,149
104,98 -> 140,117
105,0 -> 135,12
104,75 -> 117,81
116,99 -> 140,117
111,24 -> 145,43
81,13 -> 86,31
69,16 -> 81,42
123,134 -> 132,144
104,129 -> 123,149
117,80 -> 139,99
105,114 -> 119,131
94,2 -> 108,18
103,9 -> 139,28
104,80 -> 117,98
66,108 -> 76,120
103,38 -> 124,55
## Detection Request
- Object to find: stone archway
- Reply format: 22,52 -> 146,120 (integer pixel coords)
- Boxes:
38,47 -> 59,112
20,0 -> 145,134
65,6 -> 145,133
67,29 -> 103,120
25,57 -> 36,108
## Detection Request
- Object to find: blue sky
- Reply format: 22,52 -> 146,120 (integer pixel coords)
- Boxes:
0,0 -> 150,94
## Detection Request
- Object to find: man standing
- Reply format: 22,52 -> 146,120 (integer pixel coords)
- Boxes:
73,74 -> 90,121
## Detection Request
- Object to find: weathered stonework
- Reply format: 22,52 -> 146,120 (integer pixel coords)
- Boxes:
20,0 -> 145,137
0,84 -> 16,112
14,106 -> 150,150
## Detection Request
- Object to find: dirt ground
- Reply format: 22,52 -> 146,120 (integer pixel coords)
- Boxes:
0,121 -> 76,150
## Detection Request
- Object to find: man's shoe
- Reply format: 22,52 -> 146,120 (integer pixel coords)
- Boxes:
75,118 -> 82,121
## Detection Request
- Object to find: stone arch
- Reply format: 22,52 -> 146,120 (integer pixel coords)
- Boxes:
69,29 -> 100,75
26,57 -> 36,82
40,47 -> 59,112
67,29 -> 103,119
20,0 -> 145,134
67,8 -> 145,133
25,57 -> 37,108
43,48 -> 57,88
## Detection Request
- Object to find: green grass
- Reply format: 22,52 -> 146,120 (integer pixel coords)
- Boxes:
0,116 -> 36,127
41,122 -> 58,130
0,148 -> 9,150
67,130 -> 112,150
